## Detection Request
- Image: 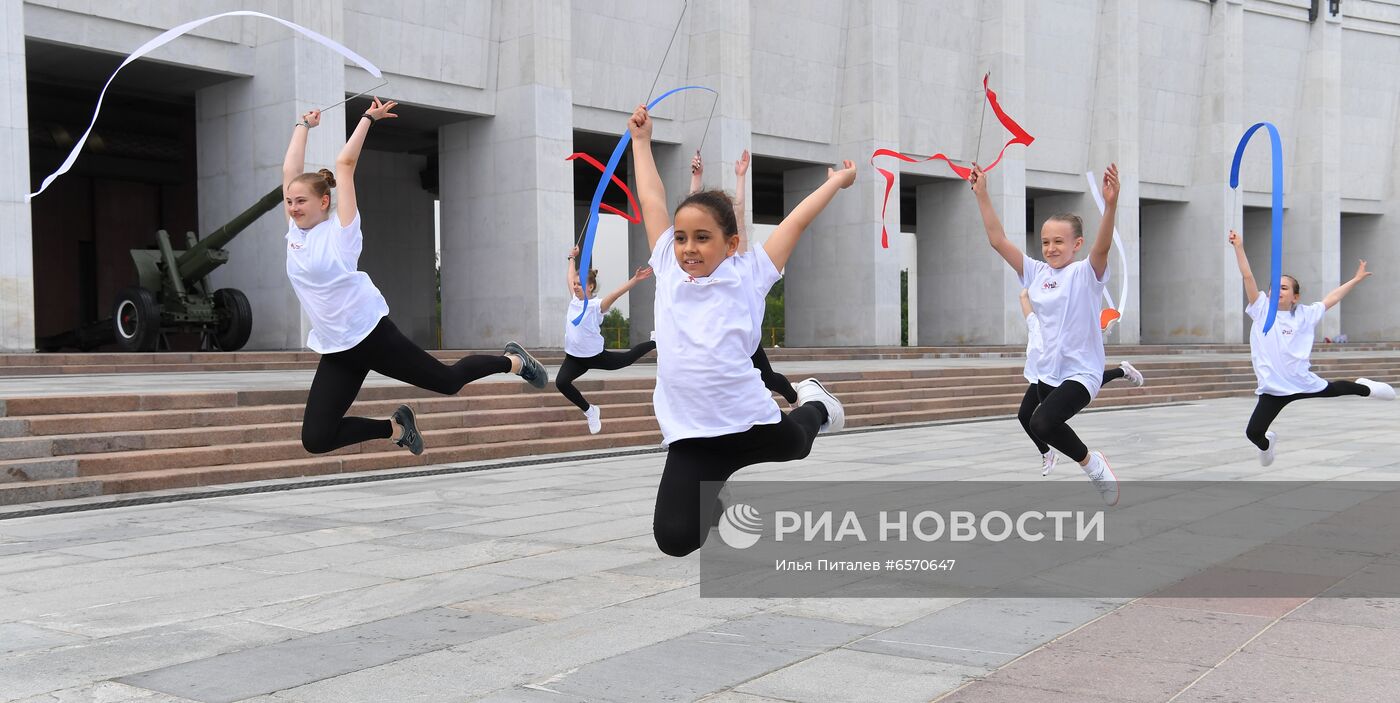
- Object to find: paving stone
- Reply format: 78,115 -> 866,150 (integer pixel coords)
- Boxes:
117,608 -> 534,703
974,647 -> 1208,702
271,608 -> 723,701
848,598 -> 1121,668
537,614 -> 877,702
0,622 -> 89,655
735,648 -> 988,702
1171,651 -> 1400,703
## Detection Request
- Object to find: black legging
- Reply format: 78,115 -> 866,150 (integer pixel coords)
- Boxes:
1018,368 -> 1124,455
751,346 -> 798,404
1013,380 -> 1093,463
1245,380 -> 1370,450
555,342 -> 657,411
301,317 -> 510,454
653,403 -> 827,557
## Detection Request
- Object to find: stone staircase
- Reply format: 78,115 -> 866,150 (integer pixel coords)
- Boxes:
2,351 -> 1398,505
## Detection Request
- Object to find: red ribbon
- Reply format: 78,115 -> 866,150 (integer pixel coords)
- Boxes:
871,74 -> 1034,248
566,152 -> 641,223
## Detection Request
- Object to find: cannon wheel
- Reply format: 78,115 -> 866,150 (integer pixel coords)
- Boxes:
113,287 -> 161,352
212,288 -> 253,351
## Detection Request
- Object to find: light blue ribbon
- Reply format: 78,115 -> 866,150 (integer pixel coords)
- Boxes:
1229,122 -> 1284,334
573,85 -> 718,325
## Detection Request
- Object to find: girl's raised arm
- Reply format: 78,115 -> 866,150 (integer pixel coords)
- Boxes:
762,160 -> 856,272
970,165 -> 1025,278
601,266 -> 654,314
334,97 -> 398,228
629,106 -> 672,249
734,149 -> 750,254
283,109 -> 320,194
1089,164 -> 1118,279
1323,260 -> 1372,310
1228,230 -> 1261,307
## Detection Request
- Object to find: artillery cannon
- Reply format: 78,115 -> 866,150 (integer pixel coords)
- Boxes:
38,186 -> 283,353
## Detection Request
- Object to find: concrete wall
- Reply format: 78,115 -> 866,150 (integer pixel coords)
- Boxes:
5,0 -> 1400,350
1,0 -> 33,351
356,149 -> 437,348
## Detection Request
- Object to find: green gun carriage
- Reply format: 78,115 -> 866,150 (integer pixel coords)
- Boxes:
39,186 -> 282,352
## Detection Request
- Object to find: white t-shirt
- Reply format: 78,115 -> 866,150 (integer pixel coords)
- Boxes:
1023,313 -> 1045,384
1247,292 -> 1328,396
565,296 -> 605,358
285,213 -> 390,354
1019,254 -> 1108,399
649,226 -> 782,445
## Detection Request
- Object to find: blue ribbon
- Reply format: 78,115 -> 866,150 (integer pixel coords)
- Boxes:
1229,122 -> 1284,334
573,84 -> 718,325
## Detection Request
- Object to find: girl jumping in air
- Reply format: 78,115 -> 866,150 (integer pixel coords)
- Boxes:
689,149 -> 799,405
631,105 -> 853,557
971,163 -> 1121,504
1229,230 -> 1394,465
1017,289 -> 1144,476
283,100 -> 547,457
556,246 -> 656,433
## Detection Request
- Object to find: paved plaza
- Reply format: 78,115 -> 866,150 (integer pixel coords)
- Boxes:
1,394 -> 1397,702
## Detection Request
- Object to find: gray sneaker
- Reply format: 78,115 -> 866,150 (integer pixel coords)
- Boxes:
505,341 -> 548,389
391,404 -> 423,455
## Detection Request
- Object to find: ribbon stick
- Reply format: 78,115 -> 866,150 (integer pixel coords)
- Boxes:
565,152 -> 640,223
1085,171 -> 1130,332
28,11 -> 382,201
573,85 -> 719,325
871,74 -> 1033,248
1229,122 -> 1285,334
319,78 -> 390,113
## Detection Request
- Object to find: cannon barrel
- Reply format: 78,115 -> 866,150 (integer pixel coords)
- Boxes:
176,185 -> 283,284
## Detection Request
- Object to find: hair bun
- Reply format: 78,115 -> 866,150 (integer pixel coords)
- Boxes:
318,168 -> 337,189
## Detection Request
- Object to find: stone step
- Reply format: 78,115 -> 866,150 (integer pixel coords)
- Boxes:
0,382 -> 1270,505
6,343 -> 1399,376
1,354 -> 1396,505
0,429 -> 664,504
0,363 -> 1297,443
0,372 -> 1325,482
6,353 -> 1395,419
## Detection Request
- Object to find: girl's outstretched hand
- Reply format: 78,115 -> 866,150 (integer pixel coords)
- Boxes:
969,164 -> 988,197
302,109 -> 321,128
632,265 -> 654,281
1353,259 -> 1372,282
628,105 -> 652,141
691,151 -> 702,176
1102,163 -> 1120,206
735,149 -> 750,177
365,97 -> 398,121
1228,230 -> 1243,249
828,160 -> 857,189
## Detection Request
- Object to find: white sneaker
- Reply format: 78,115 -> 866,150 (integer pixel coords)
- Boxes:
1260,430 -> 1277,467
1357,378 -> 1396,401
1083,451 -> 1119,506
1040,451 -> 1058,476
1120,360 -> 1145,387
584,405 -> 602,434
795,378 -> 845,433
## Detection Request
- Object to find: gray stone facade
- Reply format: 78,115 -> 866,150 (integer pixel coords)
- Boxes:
4,0 -> 1400,350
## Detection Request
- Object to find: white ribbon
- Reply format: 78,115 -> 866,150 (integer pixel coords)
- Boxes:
1084,170 -> 1130,326
27,10 -> 382,201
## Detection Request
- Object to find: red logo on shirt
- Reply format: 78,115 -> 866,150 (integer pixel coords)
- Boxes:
1041,281 -> 1059,291
1280,327 -> 1293,336
289,242 -> 304,250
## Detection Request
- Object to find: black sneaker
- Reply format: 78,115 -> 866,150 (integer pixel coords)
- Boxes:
391,404 -> 423,455
505,341 -> 548,390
